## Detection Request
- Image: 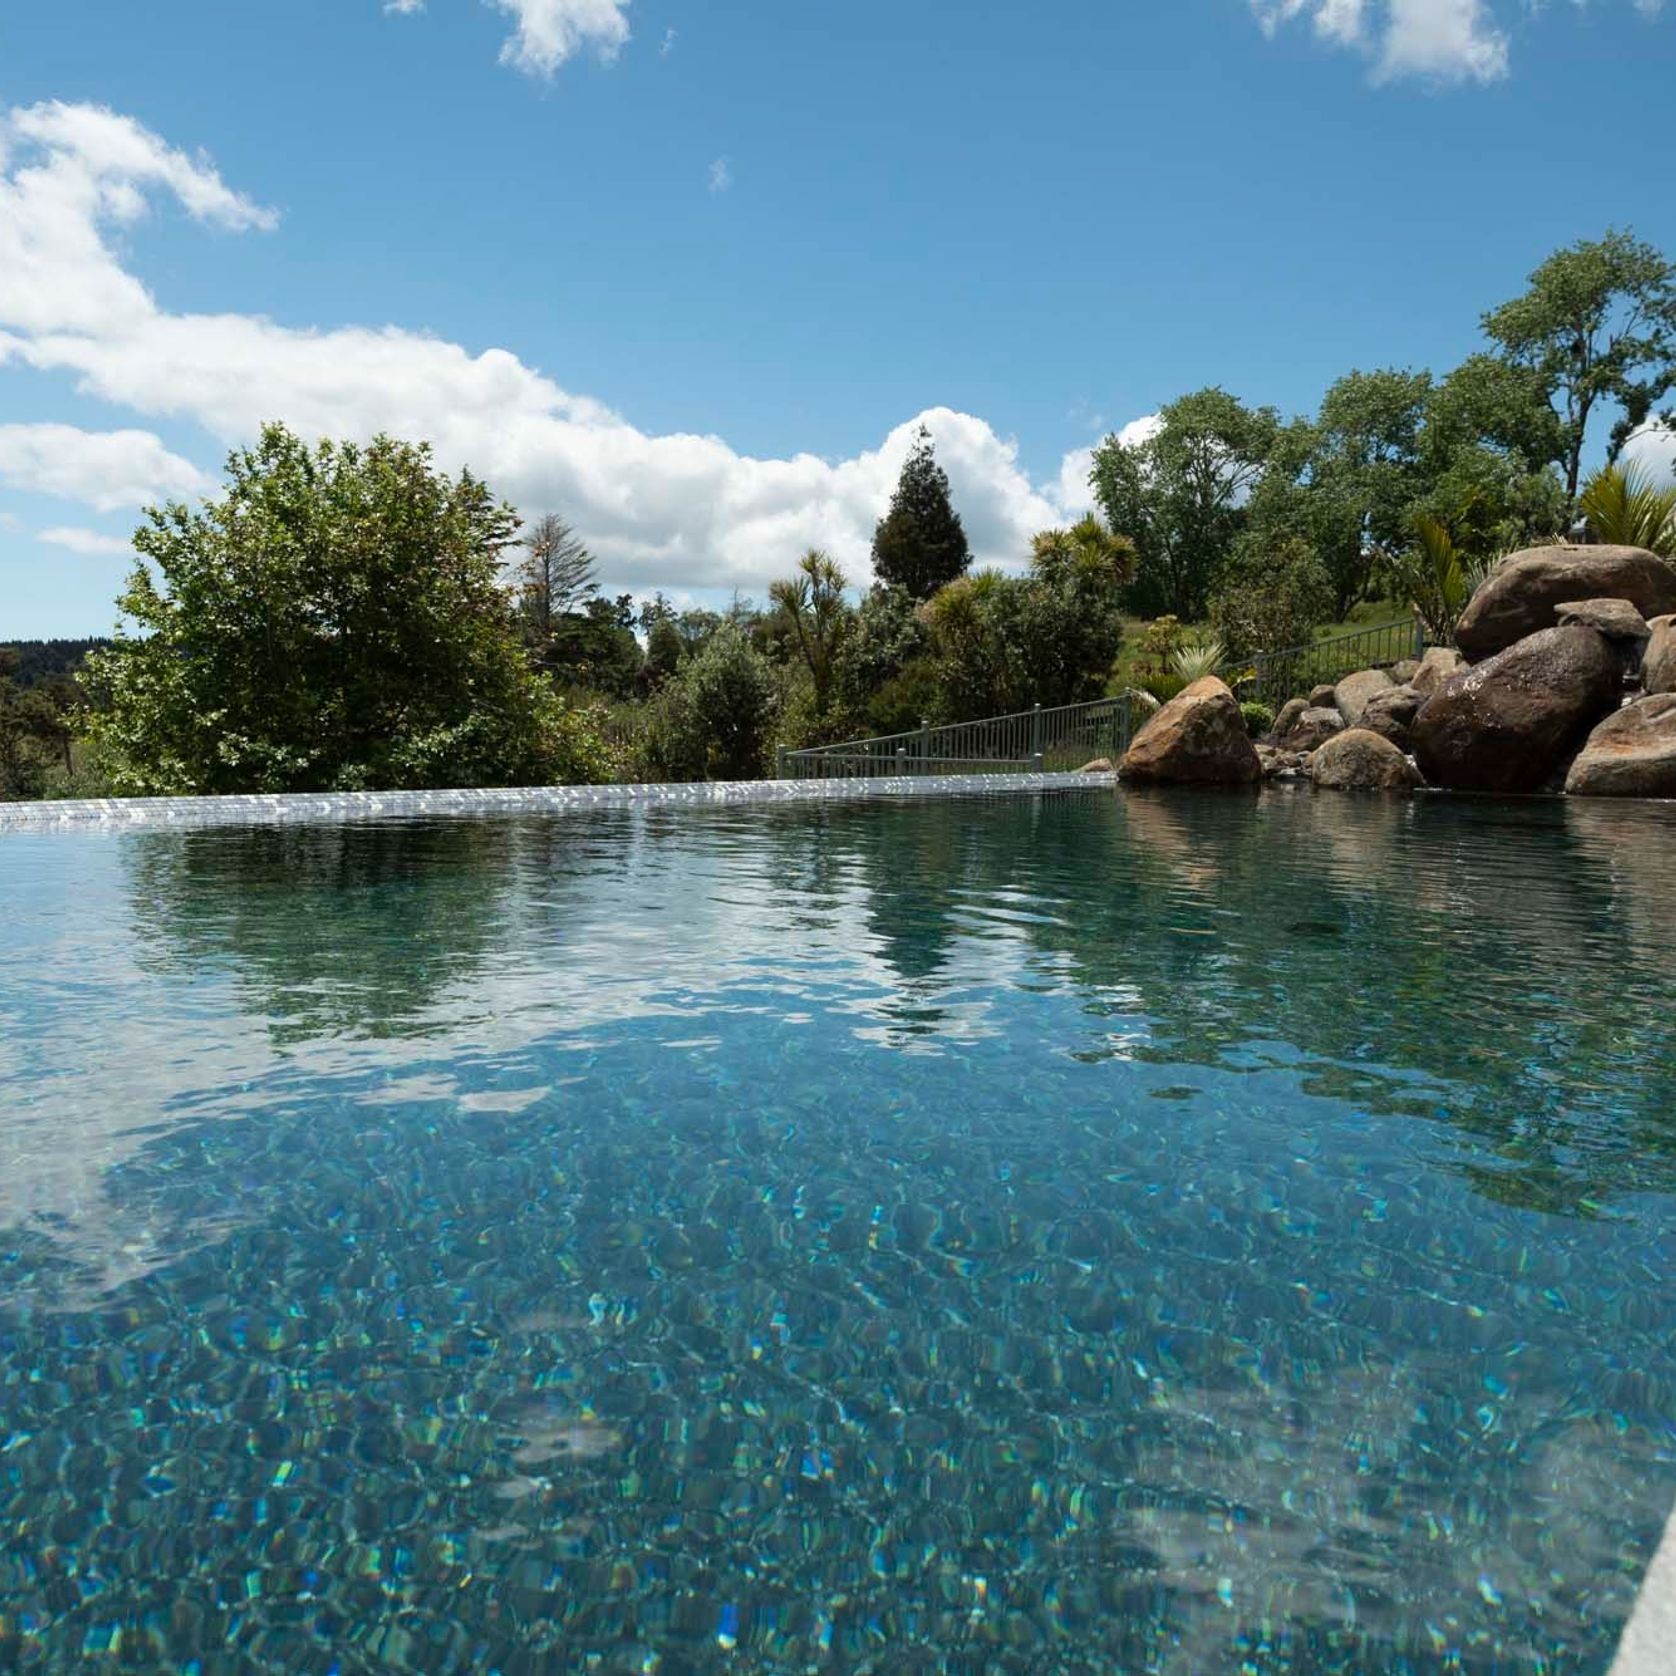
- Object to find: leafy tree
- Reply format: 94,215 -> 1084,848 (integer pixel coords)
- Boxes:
833,586 -> 931,729
1091,388 -> 1281,619
544,593 -> 644,697
1209,535 -> 1333,662
86,424 -> 613,794
1482,230 -> 1676,511
768,550 -> 853,720
872,426 -> 971,599
513,513 -> 597,656
641,624 -> 780,781
0,649 -> 74,799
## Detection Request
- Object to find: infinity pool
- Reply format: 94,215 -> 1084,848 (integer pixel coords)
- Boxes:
2,789 -> 1674,1673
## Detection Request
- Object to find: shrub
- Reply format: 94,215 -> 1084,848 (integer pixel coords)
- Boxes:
1171,638 -> 1226,683
1208,535 -> 1333,662
639,625 -> 779,782
1139,674 -> 1188,704
1240,701 -> 1275,738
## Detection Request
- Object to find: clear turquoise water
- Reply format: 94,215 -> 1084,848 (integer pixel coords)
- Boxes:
2,789 -> 1675,1674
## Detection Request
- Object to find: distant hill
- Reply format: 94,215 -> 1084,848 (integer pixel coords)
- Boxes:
2,639 -> 112,689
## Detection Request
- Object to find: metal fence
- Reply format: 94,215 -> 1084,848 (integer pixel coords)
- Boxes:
779,695 -> 1138,779
1248,617 -> 1426,708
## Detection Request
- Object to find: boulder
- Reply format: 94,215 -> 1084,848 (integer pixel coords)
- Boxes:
1359,684 -> 1423,749
1276,706 -> 1347,753
1563,694 -> 1676,799
1335,667 -> 1396,726
1119,676 -> 1262,786
1410,625 -> 1624,794
1454,544 -> 1676,659
1644,616 -> 1676,695
1307,684 -> 1338,707
1255,744 -> 1307,781
1270,697 -> 1310,741
1555,596 -> 1651,653
1078,758 -> 1115,774
1411,646 -> 1467,698
1391,658 -> 1421,685
1311,728 -> 1421,793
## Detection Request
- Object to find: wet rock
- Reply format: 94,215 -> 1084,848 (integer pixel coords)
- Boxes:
1411,625 -> 1624,794
1277,706 -> 1347,752
1335,667 -> 1396,726
1359,684 -> 1423,750
1644,616 -> 1676,695
1078,758 -> 1115,774
1119,676 -> 1262,786
1455,544 -> 1676,659
1310,728 -> 1421,792
1411,647 -> 1467,698
1564,694 -> 1676,799
1256,744 -> 1307,780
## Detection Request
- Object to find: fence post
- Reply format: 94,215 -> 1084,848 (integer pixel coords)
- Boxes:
775,746 -> 787,779
919,720 -> 931,776
1412,616 -> 1426,659
1029,703 -> 1043,764
896,746 -> 908,774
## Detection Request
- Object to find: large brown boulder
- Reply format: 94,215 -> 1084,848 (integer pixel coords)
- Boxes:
1564,695 -> 1676,799
1119,676 -> 1262,786
1311,728 -> 1421,792
1645,616 -> 1676,695
1411,646 -> 1467,698
1334,667 -> 1396,726
1411,625 -> 1624,794
1455,544 -> 1676,659
1359,684 -> 1423,750
1555,596 -> 1650,653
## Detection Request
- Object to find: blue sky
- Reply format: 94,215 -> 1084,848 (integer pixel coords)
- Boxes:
2,0 -> 1674,638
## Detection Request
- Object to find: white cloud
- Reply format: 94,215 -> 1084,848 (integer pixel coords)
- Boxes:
385,0 -> 425,13
1623,421 -> 1676,483
0,102 -> 1099,599
708,157 -> 733,195
488,0 -> 632,76
0,422 -> 212,510
1250,0 -> 1507,82
37,525 -> 133,556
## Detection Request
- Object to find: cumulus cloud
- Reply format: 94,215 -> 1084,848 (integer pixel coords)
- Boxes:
1250,0 -> 1509,81
378,0 -> 632,76
0,102 -> 1101,599
37,525 -> 134,556
0,422 -> 212,510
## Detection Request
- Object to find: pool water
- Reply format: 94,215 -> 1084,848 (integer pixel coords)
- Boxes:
2,788 -> 1674,1674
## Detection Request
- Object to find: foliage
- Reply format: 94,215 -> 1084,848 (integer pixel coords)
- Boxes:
1137,673 -> 1188,704
1170,637 -> 1225,683
639,624 -> 780,782
1240,701 -> 1275,738
1,639 -> 109,690
871,426 -> 971,600
1386,515 -> 1490,647
513,513 -> 597,656
833,586 -> 931,728
541,594 -> 644,697
1481,230 -> 1676,509
768,551 -> 853,720
0,649 -> 76,800
921,522 -> 1129,720
1133,614 -> 1186,674
1209,535 -> 1334,661
1091,387 -> 1281,619
85,424 -> 613,795
1579,462 -> 1676,555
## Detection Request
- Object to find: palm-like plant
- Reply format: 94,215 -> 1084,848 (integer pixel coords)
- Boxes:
1579,462 -> 1676,556
1171,637 -> 1225,682
1388,517 -> 1489,646
769,550 -> 852,717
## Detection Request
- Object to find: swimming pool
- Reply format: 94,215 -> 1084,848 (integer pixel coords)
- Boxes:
2,788 -> 1673,1672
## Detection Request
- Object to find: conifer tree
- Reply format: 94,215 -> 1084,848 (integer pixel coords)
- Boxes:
871,426 -> 971,599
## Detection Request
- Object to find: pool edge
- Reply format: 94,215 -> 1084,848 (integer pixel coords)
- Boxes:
1612,1505 -> 1676,1674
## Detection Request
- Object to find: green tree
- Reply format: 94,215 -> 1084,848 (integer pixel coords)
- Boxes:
513,513 -> 597,659
87,424 -> 612,795
871,426 -> 971,600
0,649 -> 74,800
1482,230 -> 1676,511
641,624 -> 780,781
1090,388 -> 1280,619
769,550 -> 853,720
1209,535 -> 1333,662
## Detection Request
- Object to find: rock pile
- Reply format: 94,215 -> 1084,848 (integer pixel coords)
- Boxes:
1115,542 -> 1676,800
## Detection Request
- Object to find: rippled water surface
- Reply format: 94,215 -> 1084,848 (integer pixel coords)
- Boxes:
3,788 -> 1676,1674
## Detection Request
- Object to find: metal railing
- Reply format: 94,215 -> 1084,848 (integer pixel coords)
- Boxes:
779,695 -> 1138,779
1248,617 -> 1426,708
